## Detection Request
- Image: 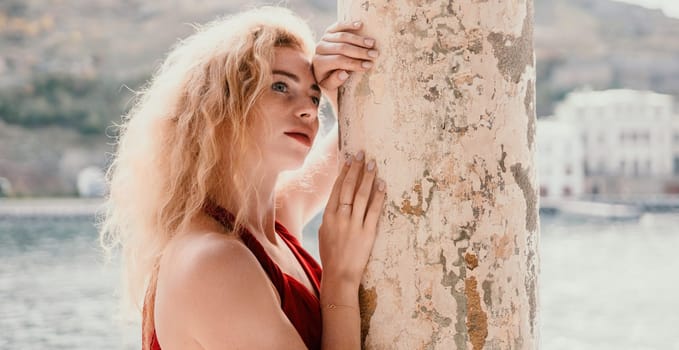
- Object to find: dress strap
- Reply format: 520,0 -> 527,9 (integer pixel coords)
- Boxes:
202,200 -> 288,303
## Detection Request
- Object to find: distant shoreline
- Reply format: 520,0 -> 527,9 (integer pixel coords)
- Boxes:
0,198 -> 104,218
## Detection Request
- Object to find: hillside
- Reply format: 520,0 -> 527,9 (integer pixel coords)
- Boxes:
1,0 -> 678,195
0,0 -> 335,85
1,0 -> 678,115
535,0 -> 679,114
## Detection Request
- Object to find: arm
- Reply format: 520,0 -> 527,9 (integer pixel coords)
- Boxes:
318,151 -> 387,350
275,83 -> 339,237
275,120 -> 339,237
320,282 -> 361,349
275,20 -> 377,234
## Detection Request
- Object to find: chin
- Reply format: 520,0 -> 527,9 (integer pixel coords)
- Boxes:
275,151 -> 308,172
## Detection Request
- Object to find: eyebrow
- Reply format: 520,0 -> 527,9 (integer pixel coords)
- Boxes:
273,69 -> 321,93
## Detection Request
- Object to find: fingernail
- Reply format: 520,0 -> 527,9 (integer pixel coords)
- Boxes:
356,150 -> 365,161
345,157 -> 352,166
364,38 -> 375,47
378,180 -> 385,191
361,61 -> 373,69
353,21 -> 361,27
367,160 -> 375,171
368,50 -> 379,58
338,70 -> 349,81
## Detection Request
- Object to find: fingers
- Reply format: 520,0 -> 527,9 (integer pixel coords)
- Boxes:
326,157 -> 352,213
351,159 -> 377,226
314,54 -> 373,77
326,20 -> 364,34
327,150 -> 387,232
338,151 -> 365,215
316,41 -> 379,62
313,20 -> 378,89
319,70 -> 351,92
362,178 -> 386,230
321,31 -> 375,50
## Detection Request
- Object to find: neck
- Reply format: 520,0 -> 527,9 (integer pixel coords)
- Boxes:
210,169 -> 280,245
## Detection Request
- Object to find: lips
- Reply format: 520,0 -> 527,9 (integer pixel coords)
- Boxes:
285,132 -> 311,147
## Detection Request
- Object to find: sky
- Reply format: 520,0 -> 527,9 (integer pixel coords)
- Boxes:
613,0 -> 679,18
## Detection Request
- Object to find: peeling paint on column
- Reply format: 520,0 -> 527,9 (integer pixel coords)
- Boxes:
482,279 -> 492,308
439,250 -> 469,350
400,182 -> 426,216
399,176 -> 437,217
499,144 -> 507,173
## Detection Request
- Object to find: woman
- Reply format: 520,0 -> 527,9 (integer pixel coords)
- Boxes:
100,6 -> 386,350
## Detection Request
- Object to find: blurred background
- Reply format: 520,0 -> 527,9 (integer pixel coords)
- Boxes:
1,0 -> 678,349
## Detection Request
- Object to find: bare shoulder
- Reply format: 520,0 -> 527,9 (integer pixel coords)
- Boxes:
156,231 -> 271,315
155,231 -> 306,349
164,231 -> 260,283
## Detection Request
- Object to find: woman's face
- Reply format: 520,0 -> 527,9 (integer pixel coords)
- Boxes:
250,46 -> 321,172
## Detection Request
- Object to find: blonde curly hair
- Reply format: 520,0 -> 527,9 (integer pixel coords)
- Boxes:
99,6 -> 316,314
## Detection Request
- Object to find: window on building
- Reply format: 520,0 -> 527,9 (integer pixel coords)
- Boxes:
633,160 -> 639,177
674,157 -> 679,176
646,160 -> 652,174
540,186 -> 549,197
562,186 -> 572,197
565,164 -> 572,175
620,160 -> 626,174
591,185 -> 600,195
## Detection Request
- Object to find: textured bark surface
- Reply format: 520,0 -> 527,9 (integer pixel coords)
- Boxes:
337,1 -> 539,349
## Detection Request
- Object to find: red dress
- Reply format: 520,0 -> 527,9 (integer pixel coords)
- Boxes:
142,203 -> 323,350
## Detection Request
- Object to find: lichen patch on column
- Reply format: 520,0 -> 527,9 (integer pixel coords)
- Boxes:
486,2 -> 534,84
465,252 -> 479,270
359,284 -> 378,346
465,276 -> 488,350
510,163 -> 537,232
524,82 -> 536,149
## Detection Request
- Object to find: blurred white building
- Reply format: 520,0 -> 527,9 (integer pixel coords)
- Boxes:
77,166 -> 107,198
674,117 -> 679,176
536,118 -> 584,199
670,116 -> 679,194
554,89 -> 676,195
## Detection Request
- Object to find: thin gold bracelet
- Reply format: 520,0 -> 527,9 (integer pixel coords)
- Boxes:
324,303 -> 358,310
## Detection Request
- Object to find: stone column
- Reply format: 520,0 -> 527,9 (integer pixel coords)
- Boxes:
336,1 -> 539,348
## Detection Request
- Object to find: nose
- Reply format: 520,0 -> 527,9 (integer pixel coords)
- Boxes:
296,98 -> 318,120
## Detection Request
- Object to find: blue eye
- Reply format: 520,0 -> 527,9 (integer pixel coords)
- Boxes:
311,96 -> 320,106
272,82 -> 288,93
